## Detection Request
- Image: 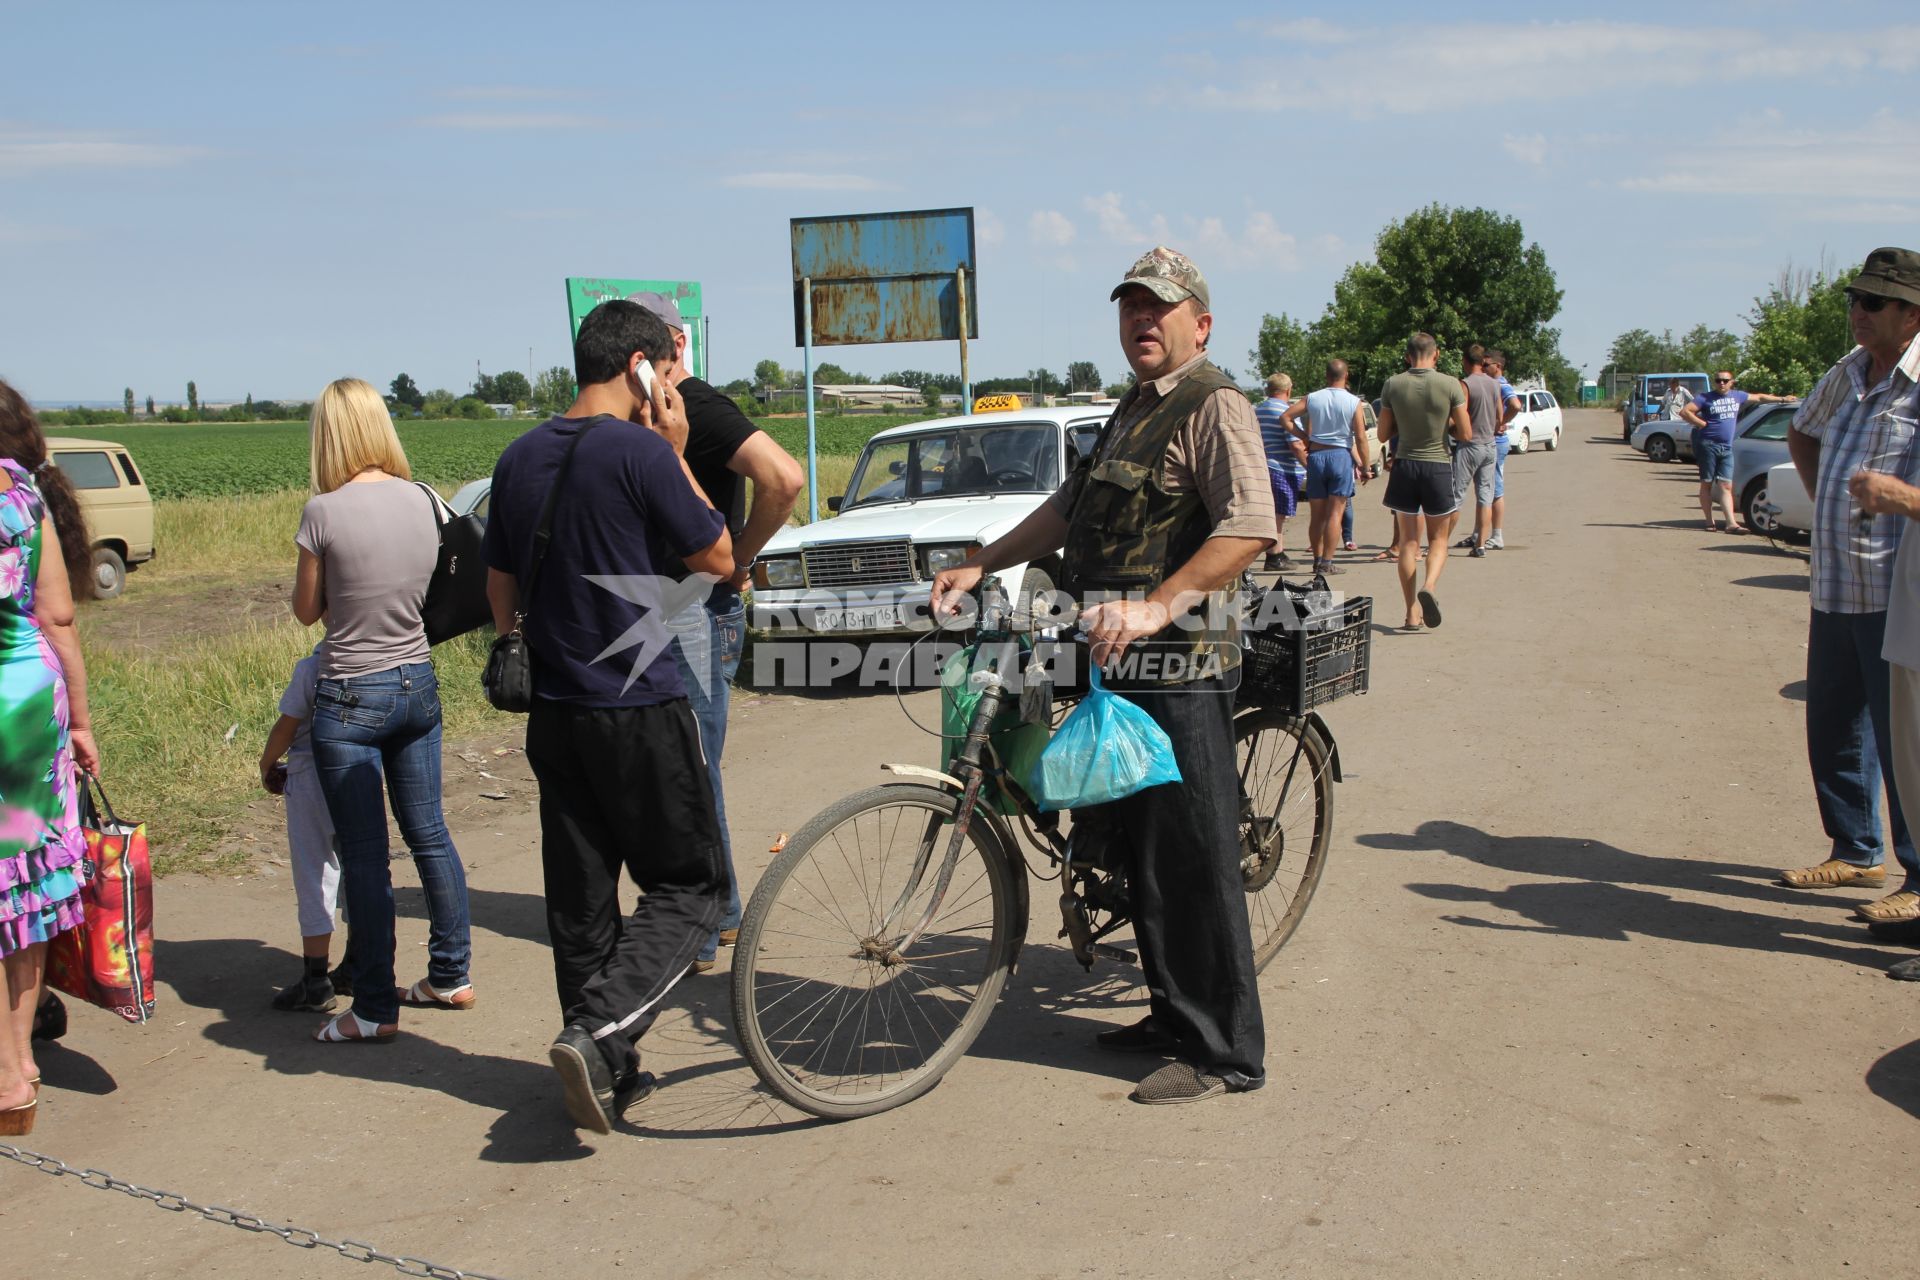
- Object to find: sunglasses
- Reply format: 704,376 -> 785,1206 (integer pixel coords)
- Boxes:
1848,290 -> 1892,313
1714,377 -> 1733,384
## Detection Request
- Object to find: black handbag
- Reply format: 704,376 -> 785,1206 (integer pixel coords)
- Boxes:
417,483 -> 492,645
484,421 -> 600,713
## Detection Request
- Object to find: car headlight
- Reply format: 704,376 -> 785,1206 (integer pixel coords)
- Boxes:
758,556 -> 804,589
922,544 -> 973,575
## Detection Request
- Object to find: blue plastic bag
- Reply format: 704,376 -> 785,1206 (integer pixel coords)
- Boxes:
1029,668 -> 1182,811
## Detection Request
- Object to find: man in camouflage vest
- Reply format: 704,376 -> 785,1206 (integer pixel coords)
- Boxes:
931,246 -> 1276,1105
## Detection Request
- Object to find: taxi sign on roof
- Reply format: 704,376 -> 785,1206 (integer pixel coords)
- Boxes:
972,394 -> 1022,414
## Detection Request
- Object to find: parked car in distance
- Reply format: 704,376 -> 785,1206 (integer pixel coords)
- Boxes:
1621,372 -> 1709,440
1757,460 -> 1813,537
1505,389 -> 1564,453
1631,416 -> 1694,465
750,406 -> 1112,637
1731,403 -> 1798,532
45,437 -> 155,597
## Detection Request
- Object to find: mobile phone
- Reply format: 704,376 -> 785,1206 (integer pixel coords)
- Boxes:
633,358 -> 657,398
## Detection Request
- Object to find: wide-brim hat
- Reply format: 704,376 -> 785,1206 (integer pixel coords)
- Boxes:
1850,247 -> 1920,307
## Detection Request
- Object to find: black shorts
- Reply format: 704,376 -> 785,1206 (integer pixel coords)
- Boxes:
1382,457 -> 1459,518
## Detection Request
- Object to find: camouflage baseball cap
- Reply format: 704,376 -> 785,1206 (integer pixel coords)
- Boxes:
1850,247 -> 1920,307
1109,246 -> 1210,312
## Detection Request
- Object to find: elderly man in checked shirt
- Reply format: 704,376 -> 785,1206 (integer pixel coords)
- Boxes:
1779,247 -> 1920,926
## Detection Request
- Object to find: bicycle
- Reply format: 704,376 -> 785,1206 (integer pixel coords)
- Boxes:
730,575 -> 1370,1119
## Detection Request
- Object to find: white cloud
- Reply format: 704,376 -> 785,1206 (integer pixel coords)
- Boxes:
719,171 -> 892,191
438,85 -> 588,102
1029,209 -> 1076,247
1621,111 -> 1920,207
1084,191 -> 1144,243
0,127 -> 202,176
416,112 -> 610,130
1206,21 -> 1920,115
1078,194 -> 1299,269
1502,133 -> 1548,166
0,219 -> 80,245
976,208 -> 1006,247
1249,18 -> 1354,45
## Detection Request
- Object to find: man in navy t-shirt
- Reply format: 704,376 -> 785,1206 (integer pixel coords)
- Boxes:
482,299 -> 735,1134
1681,369 -> 1796,532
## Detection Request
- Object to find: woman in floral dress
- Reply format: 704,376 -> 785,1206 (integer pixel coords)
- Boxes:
0,380 -> 100,1134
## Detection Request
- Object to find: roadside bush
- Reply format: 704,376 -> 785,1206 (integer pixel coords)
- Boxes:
453,397 -> 493,420
735,395 -> 767,418
161,406 -> 194,424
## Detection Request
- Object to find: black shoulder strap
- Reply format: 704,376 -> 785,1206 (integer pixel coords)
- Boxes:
518,418 -> 601,622
415,482 -> 450,536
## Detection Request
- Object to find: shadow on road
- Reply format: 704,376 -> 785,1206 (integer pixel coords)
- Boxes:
1733,574 -> 1809,592
1866,1039 -> 1920,1120
1357,820 -> 1909,971
1781,680 -> 1808,702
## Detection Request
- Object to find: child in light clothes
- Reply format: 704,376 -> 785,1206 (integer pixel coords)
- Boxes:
259,650 -> 347,1011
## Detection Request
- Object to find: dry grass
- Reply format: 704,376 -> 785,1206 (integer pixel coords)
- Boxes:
88,455 -> 865,874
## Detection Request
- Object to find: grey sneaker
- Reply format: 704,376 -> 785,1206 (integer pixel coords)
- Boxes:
550,1025 -> 617,1134
1130,1061 -> 1264,1105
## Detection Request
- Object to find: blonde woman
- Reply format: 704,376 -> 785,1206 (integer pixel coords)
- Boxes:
294,379 -> 472,1043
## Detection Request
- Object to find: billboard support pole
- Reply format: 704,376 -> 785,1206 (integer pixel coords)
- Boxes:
802,275 -> 819,523
956,266 -> 971,412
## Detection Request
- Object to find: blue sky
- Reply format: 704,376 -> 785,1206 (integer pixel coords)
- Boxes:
2,0 -> 1913,403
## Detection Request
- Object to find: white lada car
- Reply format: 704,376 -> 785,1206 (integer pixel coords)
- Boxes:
749,405 -> 1113,636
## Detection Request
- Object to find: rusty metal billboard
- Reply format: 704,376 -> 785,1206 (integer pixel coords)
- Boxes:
790,208 -> 977,347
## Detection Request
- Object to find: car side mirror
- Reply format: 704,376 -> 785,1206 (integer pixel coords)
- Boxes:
826,495 -> 843,512
888,460 -> 906,476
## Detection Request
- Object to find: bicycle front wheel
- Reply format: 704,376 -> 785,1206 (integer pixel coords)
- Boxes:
730,783 -> 1018,1120
1235,709 -> 1334,971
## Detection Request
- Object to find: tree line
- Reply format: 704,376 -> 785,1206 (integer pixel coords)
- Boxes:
1598,261 -> 1855,397
1248,204 -> 1577,402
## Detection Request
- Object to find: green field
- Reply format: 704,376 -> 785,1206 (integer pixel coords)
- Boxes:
48,413 -> 928,500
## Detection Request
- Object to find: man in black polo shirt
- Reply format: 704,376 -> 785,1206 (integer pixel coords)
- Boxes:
632,295 -> 803,972
483,301 -> 736,1133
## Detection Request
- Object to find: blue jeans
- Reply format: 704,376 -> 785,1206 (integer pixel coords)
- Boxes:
1807,609 -> 1920,885
1494,433 -> 1510,499
668,595 -> 746,961
310,662 -> 472,1024
1696,439 -> 1733,485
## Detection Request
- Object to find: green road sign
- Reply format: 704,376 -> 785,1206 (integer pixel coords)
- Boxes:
564,278 -> 705,380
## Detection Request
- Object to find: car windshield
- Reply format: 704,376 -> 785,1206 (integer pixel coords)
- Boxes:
843,422 -> 1060,508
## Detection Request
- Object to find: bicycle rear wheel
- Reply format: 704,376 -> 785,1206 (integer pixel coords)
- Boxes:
731,783 -> 1018,1120
1234,709 -> 1334,971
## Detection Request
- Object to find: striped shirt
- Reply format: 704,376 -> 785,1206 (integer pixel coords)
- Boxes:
1794,331 -> 1920,613
1254,396 -> 1305,478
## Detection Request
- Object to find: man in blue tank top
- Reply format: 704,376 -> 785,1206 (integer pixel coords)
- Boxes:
1282,358 -> 1371,575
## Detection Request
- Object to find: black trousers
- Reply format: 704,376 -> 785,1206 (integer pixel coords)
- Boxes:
525,697 -> 729,1076
1105,681 -> 1266,1084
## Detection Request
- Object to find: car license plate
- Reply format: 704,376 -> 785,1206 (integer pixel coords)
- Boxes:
812,603 -> 903,631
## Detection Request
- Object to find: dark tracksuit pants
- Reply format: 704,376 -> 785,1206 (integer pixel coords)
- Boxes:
526,697 -> 729,1078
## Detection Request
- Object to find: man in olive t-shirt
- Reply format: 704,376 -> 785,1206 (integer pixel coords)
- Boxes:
1378,332 -> 1473,629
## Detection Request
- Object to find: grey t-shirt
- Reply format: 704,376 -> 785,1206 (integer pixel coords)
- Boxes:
1463,372 -> 1503,445
295,479 -> 437,679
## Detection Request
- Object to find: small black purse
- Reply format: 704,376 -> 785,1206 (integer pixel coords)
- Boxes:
417,483 -> 491,646
483,421 -> 599,713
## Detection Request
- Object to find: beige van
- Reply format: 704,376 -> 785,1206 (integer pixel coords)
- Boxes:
46,438 -> 155,598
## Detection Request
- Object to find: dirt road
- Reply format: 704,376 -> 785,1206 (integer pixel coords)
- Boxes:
13,410 -> 1920,1278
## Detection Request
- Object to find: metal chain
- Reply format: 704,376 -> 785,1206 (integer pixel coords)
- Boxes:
0,1143 -> 510,1280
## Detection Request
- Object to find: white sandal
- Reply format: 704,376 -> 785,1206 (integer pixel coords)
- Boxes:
313,1010 -> 397,1043
397,978 -> 476,1010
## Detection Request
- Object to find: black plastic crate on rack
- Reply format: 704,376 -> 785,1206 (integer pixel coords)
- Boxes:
1238,588 -> 1372,713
